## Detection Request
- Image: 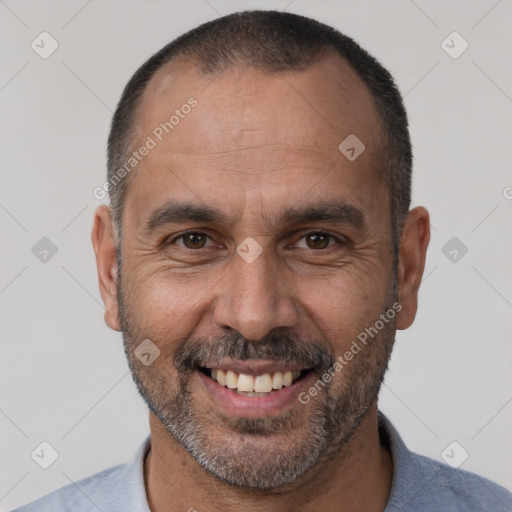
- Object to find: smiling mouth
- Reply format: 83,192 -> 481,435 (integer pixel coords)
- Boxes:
199,368 -> 310,397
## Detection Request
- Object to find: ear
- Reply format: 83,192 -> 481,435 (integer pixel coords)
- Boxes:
396,206 -> 430,330
91,205 -> 121,331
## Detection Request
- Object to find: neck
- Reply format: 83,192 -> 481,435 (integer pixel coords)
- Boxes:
144,404 -> 393,512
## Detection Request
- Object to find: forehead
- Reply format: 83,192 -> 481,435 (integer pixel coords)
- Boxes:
137,53 -> 381,151
124,53 -> 387,231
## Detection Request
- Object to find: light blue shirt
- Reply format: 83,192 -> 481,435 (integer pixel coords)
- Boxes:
12,412 -> 512,511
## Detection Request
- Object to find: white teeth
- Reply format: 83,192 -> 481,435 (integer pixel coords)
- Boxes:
208,368 -> 303,394
283,371 -> 293,387
254,374 -> 273,393
225,370 -> 238,389
216,369 -> 226,386
237,373 -> 254,392
272,372 -> 283,389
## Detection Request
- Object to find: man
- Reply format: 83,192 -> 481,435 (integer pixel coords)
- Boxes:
14,10 -> 512,512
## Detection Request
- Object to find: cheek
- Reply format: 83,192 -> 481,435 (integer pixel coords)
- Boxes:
298,268 -> 391,350
124,270 -> 213,344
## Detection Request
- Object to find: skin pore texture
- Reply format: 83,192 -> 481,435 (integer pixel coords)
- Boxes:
92,53 -> 430,512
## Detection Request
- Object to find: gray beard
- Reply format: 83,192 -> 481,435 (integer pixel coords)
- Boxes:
117,267 -> 397,489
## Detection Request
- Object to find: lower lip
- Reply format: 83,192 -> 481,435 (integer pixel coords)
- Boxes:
196,370 -> 316,417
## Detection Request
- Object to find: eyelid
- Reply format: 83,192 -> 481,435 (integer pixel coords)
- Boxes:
166,229 -> 345,249
168,230 -> 217,248
293,230 -> 343,248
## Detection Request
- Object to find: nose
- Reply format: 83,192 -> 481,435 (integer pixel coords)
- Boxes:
212,248 -> 299,342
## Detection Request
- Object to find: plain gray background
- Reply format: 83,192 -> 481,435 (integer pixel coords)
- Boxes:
1,0 -> 511,509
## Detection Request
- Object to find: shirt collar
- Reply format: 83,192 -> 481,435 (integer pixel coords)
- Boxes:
378,411 -> 441,511
115,434 -> 152,511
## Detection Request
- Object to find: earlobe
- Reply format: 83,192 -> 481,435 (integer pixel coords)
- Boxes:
91,205 -> 121,331
396,207 -> 430,330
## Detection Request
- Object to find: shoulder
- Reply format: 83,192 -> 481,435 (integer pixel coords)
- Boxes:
399,451 -> 512,511
10,463 -> 126,512
11,436 -> 151,512
379,412 -> 512,512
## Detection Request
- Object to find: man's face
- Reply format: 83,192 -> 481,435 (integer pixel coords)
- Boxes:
115,55 -> 397,488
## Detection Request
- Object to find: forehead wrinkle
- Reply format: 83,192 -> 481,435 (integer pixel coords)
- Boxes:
162,143 -> 334,159
155,145 -> 339,182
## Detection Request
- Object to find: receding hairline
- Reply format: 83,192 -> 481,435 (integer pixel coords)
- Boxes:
122,49 -> 387,196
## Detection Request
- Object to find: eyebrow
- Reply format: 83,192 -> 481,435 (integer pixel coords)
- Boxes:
143,199 -> 366,234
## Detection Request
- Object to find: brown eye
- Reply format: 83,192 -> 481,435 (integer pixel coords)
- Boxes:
294,231 -> 340,250
305,232 -> 332,249
180,232 -> 208,249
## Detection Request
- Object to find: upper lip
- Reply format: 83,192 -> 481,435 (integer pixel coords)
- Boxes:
199,359 -> 307,375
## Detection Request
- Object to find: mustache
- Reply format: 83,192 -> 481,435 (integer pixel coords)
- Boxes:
174,332 -> 335,375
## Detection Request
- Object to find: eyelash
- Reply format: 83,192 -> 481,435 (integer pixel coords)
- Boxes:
167,230 -> 343,250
